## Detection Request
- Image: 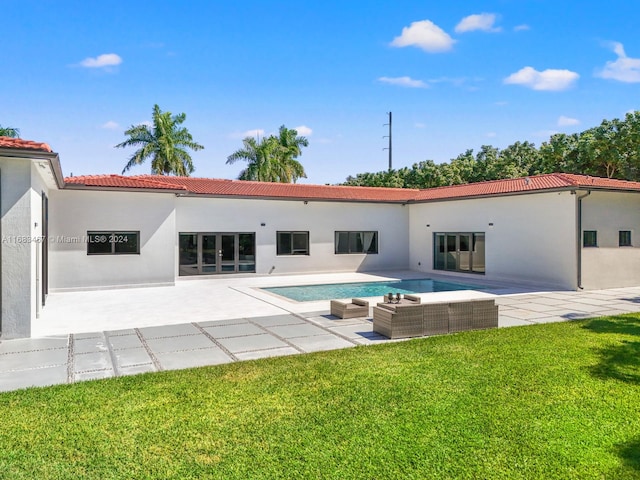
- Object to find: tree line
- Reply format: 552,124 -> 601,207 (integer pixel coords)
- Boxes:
343,111 -> 640,188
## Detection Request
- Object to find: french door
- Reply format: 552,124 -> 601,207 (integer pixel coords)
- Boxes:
434,233 -> 485,274
179,232 -> 255,275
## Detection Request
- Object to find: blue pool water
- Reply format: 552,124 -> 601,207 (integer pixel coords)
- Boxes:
263,278 -> 481,302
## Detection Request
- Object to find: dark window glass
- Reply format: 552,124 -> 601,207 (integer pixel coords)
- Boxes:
335,232 -> 349,254
583,230 -> 597,248
619,230 -> 632,247
87,231 -> 139,255
277,232 -> 309,255
87,233 -> 112,254
292,232 -> 309,254
114,233 -> 139,253
434,232 -> 485,275
335,231 -> 378,254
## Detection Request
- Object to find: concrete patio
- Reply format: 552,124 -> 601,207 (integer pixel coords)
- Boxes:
3,271 -> 640,393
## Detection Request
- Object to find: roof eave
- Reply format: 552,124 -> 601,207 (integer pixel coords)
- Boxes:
414,186 -> 574,203
0,148 -> 65,189
62,183 -> 185,194
175,192 -> 411,204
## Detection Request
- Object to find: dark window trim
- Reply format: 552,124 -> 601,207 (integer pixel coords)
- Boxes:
334,231 -> 379,254
276,231 -> 310,256
87,231 -> 140,255
433,231 -> 486,275
619,230 -> 632,247
583,230 -> 598,248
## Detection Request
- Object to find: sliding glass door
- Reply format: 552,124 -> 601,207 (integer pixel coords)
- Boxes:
434,232 -> 485,274
179,232 -> 255,275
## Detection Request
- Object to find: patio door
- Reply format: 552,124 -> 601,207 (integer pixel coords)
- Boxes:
434,233 -> 485,274
179,232 -> 255,275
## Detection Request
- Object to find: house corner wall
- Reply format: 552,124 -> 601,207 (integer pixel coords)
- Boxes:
409,191 -> 578,290
581,191 -> 640,289
0,159 -> 36,338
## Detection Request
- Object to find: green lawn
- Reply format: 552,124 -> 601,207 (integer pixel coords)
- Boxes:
1,315 -> 639,479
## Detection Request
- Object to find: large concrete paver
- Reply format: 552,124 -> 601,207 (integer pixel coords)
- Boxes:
215,333 -> 293,354
4,274 -> 640,394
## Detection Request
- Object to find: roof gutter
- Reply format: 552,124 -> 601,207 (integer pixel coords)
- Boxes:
576,190 -> 591,290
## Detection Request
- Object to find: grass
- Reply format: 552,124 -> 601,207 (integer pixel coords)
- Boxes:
1,315 -> 639,479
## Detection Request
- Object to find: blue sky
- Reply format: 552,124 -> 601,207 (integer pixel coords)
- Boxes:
2,1 -> 639,184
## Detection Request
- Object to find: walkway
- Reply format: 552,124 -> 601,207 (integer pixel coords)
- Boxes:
2,272 -> 640,393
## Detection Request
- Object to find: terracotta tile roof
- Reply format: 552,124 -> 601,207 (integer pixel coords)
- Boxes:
65,174 -> 418,202
0,136 -> 52,152
65,174 -> 187,191
414,173 -> 640,201
63,172 -> 640,202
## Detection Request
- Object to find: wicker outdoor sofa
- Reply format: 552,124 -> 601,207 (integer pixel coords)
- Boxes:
373,298 -> 499,339
330,298 -> 370,319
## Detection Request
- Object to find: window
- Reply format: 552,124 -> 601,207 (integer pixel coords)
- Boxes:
335,231 -> 378,254
434,232 -> 485,274
87,231 -> 140,255
277,231 -> 309,255
619,230 -> 632,247
583,230 -> 598,248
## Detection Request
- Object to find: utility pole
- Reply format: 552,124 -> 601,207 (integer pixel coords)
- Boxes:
383,112 -> 392,171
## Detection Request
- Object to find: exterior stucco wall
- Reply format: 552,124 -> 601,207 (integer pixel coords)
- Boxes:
0,158 -> 35,338
48,189 -> 176,290
0,158 -> 52,338
176,197 -> 409,275
409,191 -> 578,289
581,191 -> 640,289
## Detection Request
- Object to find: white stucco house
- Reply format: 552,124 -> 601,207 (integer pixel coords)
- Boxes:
3,137 -> 640,338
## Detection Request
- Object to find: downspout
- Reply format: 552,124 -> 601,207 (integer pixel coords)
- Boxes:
576,190 -> 591,290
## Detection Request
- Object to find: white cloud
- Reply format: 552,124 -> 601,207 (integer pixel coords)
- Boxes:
455,13 -> 501,33
241,129 -> 265,138
596,42 -> 640,83
514,24 -> 530,32
486,132 -> 497,138
294,125 -> 312,136
558,116 -> 580,127
140,120 -> 153,128
414,122 -> 427,128
101,121 -> 120,130
504,66 -> 579,91
390,20 -> 455,53
79,53 -> 122,68
378,76 -> 428,88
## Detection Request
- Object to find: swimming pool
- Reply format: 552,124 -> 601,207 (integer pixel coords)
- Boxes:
262,278 -> 481,302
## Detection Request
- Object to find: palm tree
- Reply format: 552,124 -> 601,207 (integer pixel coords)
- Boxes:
276,125 -> 308,183
227,136 -> 283,182
0,125 -> 20,138
226,126 -> 309,182
116,104 -> 204,176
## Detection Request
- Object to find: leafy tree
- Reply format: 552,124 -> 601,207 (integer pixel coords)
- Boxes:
116,104 -> 204,176
0,125 -> 20,138
497,141 -> 540,178
539,133 -> 580,174
227,126 -> 309,183
342,111 -> 640,187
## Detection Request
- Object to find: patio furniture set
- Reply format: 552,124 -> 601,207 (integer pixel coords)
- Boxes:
330,295 -> 499,340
